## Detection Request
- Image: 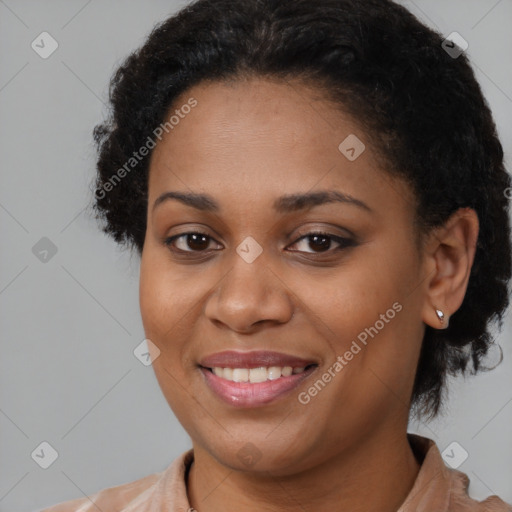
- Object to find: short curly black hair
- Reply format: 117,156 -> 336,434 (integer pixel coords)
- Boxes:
92,0 -> 512,419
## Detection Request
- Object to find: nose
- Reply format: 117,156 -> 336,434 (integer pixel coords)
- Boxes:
204,254 -> 294,334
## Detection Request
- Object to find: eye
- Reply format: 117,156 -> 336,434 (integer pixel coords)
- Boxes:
164,232 -> 221,254
287,231 -> 355,254
163,230 -> 355,257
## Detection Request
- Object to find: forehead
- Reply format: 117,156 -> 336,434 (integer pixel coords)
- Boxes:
152,78 -> 346,165
147,77 -> 413,217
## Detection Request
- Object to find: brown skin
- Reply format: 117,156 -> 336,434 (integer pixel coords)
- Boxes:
139,77 -> 479,512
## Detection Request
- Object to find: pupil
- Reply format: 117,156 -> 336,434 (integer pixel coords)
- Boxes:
189,234 -> 208,250
310,235 -> 330,252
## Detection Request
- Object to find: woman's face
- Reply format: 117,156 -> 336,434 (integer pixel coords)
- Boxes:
140,77 -> 430,474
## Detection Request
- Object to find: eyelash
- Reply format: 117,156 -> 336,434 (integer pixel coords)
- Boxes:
163,230 -> 355,258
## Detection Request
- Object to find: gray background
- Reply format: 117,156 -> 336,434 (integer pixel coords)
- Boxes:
0,1 -> 511,511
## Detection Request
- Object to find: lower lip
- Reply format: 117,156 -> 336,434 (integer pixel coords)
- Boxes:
200,366 -> 317,408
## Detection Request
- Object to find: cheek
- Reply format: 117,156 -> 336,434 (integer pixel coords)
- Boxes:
139,251 -> 189,369
139,248 -> 214,379
304,254 -> 401,338
139,253 -> 199,418
139,249 -> 193,337
307,240 -> 420,381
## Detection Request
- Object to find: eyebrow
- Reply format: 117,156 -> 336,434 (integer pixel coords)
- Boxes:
152,190 -> 372,214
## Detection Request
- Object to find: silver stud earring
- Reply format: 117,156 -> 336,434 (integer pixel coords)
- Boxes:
435,308 -> 449,328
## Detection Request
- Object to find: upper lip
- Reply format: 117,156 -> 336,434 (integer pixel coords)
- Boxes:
199,350 -> 318,369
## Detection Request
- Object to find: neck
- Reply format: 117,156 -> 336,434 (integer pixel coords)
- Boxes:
187,426 -> 421,512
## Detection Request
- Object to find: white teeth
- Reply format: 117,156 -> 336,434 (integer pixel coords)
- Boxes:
281,366 -> 293,377
249,367 -> 268,383
232,368 -> 249,382
210,365 -> 307,382
268,366 -> 282,380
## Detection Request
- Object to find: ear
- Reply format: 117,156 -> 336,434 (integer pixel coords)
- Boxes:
421,207 -> 479,329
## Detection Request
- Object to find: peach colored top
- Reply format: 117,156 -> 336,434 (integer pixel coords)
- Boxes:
41,434 -> 511,511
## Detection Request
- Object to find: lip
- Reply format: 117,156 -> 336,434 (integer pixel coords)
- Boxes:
198,350 -> 318,408
199,350 -> 316,369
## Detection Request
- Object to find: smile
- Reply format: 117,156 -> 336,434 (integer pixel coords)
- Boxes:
198,350 -> 318,407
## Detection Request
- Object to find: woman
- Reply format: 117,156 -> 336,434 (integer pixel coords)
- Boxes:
42,0 -> 512,510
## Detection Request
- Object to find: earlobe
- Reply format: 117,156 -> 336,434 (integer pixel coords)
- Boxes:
421,207 -> 479,330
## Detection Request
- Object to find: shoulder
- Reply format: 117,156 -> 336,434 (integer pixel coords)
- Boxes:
404,434 -> 512,512
39,471 -> 161,512
448,469 -> 512,512
39,450 -> 194,512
